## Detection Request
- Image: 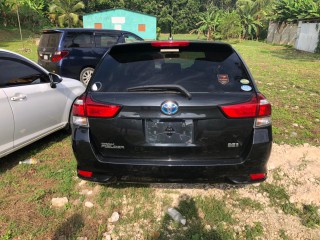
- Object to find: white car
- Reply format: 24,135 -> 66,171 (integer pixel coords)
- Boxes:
0,49 -> 85,158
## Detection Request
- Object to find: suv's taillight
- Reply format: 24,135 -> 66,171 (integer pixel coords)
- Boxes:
72,94 -> 121,127
52,50 -> 69,62
220,93 -> 271,127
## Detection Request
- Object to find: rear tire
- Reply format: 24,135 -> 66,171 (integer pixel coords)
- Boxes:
80,67 -> 94,85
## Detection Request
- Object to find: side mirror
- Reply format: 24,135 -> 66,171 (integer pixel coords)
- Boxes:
49,73 -> 62,88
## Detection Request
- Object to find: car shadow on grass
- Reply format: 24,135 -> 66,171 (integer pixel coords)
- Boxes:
52,213 -> 84,240
0,130 -> 70,174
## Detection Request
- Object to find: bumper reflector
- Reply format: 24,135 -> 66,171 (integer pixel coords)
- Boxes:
250,173 -> 266,181
78,170 -> 93,178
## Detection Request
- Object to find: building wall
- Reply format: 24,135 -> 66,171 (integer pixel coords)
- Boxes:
267,22 -> 298,46
83,9 -> 157,40
267,21 -> 320,53
295,22 -> 320,53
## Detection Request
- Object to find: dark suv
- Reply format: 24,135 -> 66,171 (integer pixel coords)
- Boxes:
71,41 -> 272,184
37,28 -> 143,85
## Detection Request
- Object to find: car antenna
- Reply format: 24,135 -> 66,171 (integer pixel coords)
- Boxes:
168,1 -> 173,40
169,24 -> 173,40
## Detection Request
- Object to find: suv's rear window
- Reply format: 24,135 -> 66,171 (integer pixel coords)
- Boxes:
39,33 -> 61,48
90,43 -> 251,93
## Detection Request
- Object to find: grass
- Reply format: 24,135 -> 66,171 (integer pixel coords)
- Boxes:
259,182 -> 320,228
235,197 -> 264,211
0,29 -> 320,238
244,222 -> 264,240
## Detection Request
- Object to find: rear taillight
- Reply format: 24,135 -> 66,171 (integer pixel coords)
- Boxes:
151,41 -> 190,47
52,50 -> 69,62
85,97 -> 121,118
220,93 -> 271,127
72,94 -> 121,126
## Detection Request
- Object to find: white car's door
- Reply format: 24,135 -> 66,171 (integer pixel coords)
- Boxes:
0,89 -> 14,156
1,57 -> 68,148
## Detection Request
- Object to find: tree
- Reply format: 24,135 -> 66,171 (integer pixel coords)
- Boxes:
190,7 -> 222,40
218,10 -> 243,39
236,0 -> 266,39
271,0 -> 320,22
49,0 -> 85,27
0,0 -> 14,27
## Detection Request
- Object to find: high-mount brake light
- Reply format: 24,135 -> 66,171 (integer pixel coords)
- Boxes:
52,50 -> 69,62
151,41 -> 189,47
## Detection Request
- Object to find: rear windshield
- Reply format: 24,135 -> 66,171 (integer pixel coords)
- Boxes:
39,33 -> 62,48
90,43 -> 252,93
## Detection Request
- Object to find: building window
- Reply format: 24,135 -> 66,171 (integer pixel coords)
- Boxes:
138,24 -> 146,32
94,23 -> 102,29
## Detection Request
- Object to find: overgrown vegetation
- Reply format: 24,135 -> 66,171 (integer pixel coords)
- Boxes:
0,30 -> 320,239
1,0 -> 319,40
271,0 -> 320,22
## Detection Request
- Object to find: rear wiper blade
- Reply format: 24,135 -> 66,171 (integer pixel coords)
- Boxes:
127,84 -> 192,100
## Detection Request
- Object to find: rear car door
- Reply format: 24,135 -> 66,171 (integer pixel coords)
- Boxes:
1,58 -> 68,148
0,88 -> 14,156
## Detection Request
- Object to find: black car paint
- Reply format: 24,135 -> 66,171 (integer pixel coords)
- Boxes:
72,41 -> 272,184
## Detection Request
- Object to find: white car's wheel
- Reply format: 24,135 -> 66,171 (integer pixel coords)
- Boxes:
80,67 -> 94,85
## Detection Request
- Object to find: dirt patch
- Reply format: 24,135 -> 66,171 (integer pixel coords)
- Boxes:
150,143 -> 320,239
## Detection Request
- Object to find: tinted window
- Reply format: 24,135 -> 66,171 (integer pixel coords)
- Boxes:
39,33 -> 62,48
90,44 -> 251,93
124,34 -> 142,43
63,32 -> 94,48
0,58 -> 48,87
95,34 -> 119,47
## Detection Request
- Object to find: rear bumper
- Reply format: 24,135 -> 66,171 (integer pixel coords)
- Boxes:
72,127 -> 272,184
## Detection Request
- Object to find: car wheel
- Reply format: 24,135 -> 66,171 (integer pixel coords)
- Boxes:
80,67 -> 94,85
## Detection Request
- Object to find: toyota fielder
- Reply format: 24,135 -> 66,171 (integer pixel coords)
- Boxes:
71,41 -> 272,184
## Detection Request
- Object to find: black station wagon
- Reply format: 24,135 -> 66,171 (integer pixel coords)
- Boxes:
71,41 -> 272,184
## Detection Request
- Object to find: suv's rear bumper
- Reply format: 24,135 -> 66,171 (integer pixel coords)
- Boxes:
72,126 -> 272,184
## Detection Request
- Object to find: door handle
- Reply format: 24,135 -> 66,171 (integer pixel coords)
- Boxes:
10,95 -> 27,101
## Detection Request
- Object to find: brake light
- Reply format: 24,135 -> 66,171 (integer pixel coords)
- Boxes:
52,50 -> 69,62
250,173 -> 266,181
220,94 -> 271,118
78,170 -> 93,178
72,94 -> 121,126
151,41 -> 189,47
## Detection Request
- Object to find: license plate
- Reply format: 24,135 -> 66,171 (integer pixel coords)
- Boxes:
43,55 -> 48,60
145,119 -> 193,144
